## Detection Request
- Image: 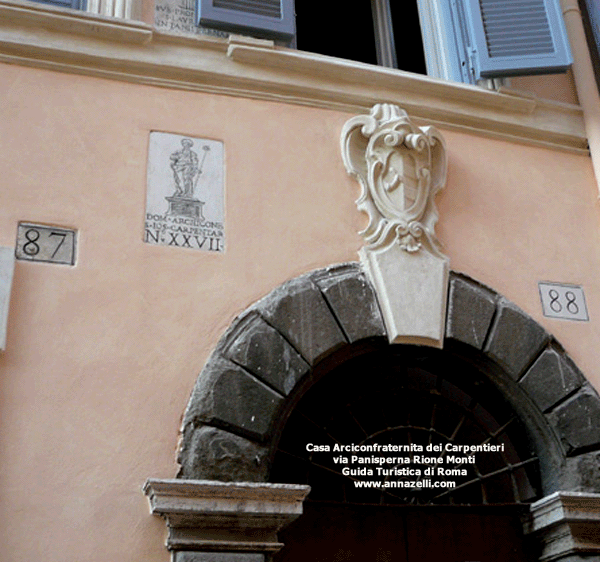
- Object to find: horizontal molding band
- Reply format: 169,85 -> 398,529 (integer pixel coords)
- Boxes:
0,0 -> 588,153
167,539 -> 285,552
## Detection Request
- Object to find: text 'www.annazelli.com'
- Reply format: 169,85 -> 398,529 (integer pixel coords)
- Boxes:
354,480 -> 457,489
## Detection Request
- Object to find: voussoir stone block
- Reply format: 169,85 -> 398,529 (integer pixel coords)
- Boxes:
184,354 -> 284,441
222,313 -> 310,396
445,274 -> 497,349
547,386 -> 600,452
254,275 -> 346,365
520,348 -> 583,413
311,263 -> 386,343
484,300 -> 549,379
178,425 -> 268,482
562,451 -> 600,493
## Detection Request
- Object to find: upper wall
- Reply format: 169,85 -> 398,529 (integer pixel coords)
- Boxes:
511,71 -> 579,105
151,0 -> 581,107
0,0 -> 587,154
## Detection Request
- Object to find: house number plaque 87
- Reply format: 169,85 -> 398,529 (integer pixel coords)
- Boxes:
15,223 -> 77,266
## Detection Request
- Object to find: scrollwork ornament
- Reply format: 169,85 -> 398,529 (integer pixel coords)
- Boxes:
341,104 -> 447,257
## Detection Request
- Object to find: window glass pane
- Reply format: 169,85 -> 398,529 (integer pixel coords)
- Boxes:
389,0 -> 427,74
295,0 -> 378,65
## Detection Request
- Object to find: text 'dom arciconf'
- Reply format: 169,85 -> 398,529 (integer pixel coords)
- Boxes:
145,132 -> 225,253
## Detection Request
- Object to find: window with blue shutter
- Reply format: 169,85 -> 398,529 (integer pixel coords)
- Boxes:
293,0 -> 427,72
196,0 -> 572,83
197,0 -> 295,43
462,0 -> 572,78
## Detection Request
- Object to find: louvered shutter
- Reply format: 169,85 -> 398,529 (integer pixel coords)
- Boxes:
464,0 -> 572,78
197,0 -> 295,43
31,0 -> 84,8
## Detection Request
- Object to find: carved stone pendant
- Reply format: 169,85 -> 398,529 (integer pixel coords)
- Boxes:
341,104 -> 449,347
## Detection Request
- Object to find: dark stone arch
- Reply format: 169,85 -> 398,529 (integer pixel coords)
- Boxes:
177,263 -> 600,496
445,274 -> 600,494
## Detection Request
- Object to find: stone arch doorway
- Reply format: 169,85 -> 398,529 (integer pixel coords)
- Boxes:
177,263 -> 599,492
270,342 -> 543,562
146,263 -> 600,562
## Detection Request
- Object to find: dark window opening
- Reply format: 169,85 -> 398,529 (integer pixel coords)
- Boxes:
270,344 -> 540,562
294,0 -> 427,74
389,0 -> 427,74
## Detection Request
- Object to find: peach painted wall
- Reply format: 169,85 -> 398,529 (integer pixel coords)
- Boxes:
511,70 -> 579,104
0,61 -> 599,561
438,130 -> 600,383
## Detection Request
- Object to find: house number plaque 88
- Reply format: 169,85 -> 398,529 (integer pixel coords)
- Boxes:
538,282 -> 589,321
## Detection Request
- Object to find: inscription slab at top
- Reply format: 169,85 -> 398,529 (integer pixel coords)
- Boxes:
145,132 -> 225,253
154,0 -> 227,38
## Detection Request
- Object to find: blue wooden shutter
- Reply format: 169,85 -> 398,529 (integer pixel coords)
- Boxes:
30,0 -> 84,8
463,0 -> 572,78
197,0 -> 295,43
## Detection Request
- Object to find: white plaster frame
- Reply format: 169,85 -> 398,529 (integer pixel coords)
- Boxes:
86,0 -> 132,20
0,247 -> 15,351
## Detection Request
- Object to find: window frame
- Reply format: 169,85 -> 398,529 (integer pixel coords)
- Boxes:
418,0 -> 475,82
195,0 -> 573,84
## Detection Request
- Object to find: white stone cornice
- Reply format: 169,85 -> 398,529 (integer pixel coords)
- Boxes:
525,491 -> 600,561
143,479 -> 310,553
143,478 -> 310,515
525,491 -> 600,532
0,0 -> 587,154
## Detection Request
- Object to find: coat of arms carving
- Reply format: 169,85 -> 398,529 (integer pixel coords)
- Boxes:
341,103 -> 447,256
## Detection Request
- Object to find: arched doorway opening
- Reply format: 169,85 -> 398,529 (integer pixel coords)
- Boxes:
270,341 -> 542,561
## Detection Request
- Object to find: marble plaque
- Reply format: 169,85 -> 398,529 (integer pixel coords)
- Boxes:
15,223 -> 77,265
145,132 -> 225,253
539,281 -> 589,321
154,0 -> 227,38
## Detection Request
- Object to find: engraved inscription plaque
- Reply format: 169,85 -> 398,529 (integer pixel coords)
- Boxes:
145,132 -> 225,253
15,223 -> 77,265
154,0 -> 227,37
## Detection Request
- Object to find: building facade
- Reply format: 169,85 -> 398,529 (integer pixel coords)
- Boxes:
1,0 -> 600,560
